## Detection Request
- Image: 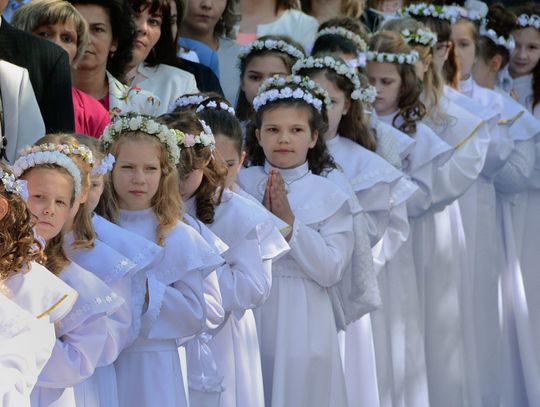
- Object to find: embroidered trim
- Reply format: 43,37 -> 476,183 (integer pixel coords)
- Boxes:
237,39 -> 304,68
315,26 -> 368,51
37,294 -> 69,319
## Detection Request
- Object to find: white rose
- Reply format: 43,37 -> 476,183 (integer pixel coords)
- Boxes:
376,54 -> 385,63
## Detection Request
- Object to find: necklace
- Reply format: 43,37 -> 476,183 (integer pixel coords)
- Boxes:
282,168 -> 310,193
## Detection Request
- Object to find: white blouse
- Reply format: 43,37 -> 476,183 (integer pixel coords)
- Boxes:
511,73 -> 540,121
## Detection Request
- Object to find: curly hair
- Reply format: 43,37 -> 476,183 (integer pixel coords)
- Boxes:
382,17 -> 445,119
158,111 -> 227,225
246,98 -> 336,176
236,35 -> 306,121
68,0 -> 136,82
512,2 -> 540,110
36,134 -> 96,251
295,56 -> 377,151
312,17 -> 370,56
98,130 -> 181,246
369,31 -> 426,135
213,0 -> 241,39
0,163 -> 46,280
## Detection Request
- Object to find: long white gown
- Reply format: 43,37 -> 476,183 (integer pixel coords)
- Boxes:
114,208 -> 224,407
511,73 -> 540,121
187,189 -> 289,407
238,161 -> 354,407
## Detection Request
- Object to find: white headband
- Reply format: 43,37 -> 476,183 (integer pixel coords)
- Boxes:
238,39 -> 304,67
479,21 -> 516,51
168,94 -> 209,113
91,154 -> 116,176
366,50 -> 420,65
195,100 -> 236,115
517,14 -> 540,29
315,26 -> 368,51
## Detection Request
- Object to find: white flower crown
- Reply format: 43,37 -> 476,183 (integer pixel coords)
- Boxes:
100,114 -> 181,166
402,3 -> 457,24
366,50 -> 420,65
91,154 -> 116,176
0,168 -> 28,200
19,143 -> 94,166
253,75 -> 331,112
479,21 -> 516,51
401,28 -> 438,47
292,56 -> 365,101
357,85 -> 378,105
237,39 -> 304,68
195,100 -> 236,115
168,94 -> 209,113
12,150 -> 82,197
464,0 -> 488,21
517,14 -> 540,29
315,26 -> 368,51
175,120 -> 216,151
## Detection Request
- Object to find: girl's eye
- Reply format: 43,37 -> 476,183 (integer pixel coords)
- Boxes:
56,200 -> 67,207
292,127 -> 304,133
146,166 -> 158,171
382,78 -> 394,85
149,18 -> 162,26
247,74 -> 261,82
121,165 -> 133,169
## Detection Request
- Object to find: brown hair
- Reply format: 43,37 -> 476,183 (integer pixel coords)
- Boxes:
158,111 -> 226,224
0,163 -> 46,280
301,0 -> 365,18
512,2 -> 540,110
213,0 -> 241,39
296,55 -> 377,150
246,85 -> 336,175
369,31 -> 426,135
236,35 -> 306,121
477,4 -> 516,71
276,0 -> 300,13
312,17 -> 370,56
36,134 -> 96,250
98,129 -> 181,246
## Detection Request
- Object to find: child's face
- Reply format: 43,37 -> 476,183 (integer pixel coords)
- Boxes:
256,105 -> 317,170
366,61 -> 401,116
183,0 -> 227,39
451,20 -> 477,81
112,139 -> 162,210
179,168 -> 204,200
510,27 -> 540,78
23,168 -> 74,242
311,73 -> 350,140
214,134 -> 245,189
241,55 -> 290,104
87,174 -> 105,212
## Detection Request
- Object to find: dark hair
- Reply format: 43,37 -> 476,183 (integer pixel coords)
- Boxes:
246,99 -> 336,176
369,31 -> 426,135
68,0 -> 136,82
276,0 -> 300,13
196,96 -> 243,155
312,17 -> 369,56
477,4 -> 516,70
236,34 -> 305,121
158,111 -> 227,224
512,2 -> 540,110
129,0 -> 175,66
296,55 -> 377,151
214,0 -> 241,39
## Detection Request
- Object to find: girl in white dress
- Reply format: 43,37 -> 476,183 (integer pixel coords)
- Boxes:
162,100 -> 289,407
97,113 -> 224,407
0,163 -> 75,407
238,74 -> 354,407
12,141 -> 123,407
509,3 -> 540,120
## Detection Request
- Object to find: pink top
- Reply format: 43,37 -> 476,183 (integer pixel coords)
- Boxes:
72,88 -> 111,139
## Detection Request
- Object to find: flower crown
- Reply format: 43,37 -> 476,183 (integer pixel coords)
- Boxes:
401,28 -> 438,47
315,26 -> 368,51
12,149 -> 82,196
195,100 -> 236,116
253,75 -> 332,113
357,85 -> 378,105
237,39 -> 304,68
402,3 -> 457,24
292,56 -> 364,101
479,20 -> 515,51
100,114 -> 181,166
174,120 -> 216,151
168,94 -> 208,113
91,154 -> 116,176
464,0 -> 488,21
19,143 -> 94,166
366,50 -> 420,65
0,168 -> 28,200
517,14 -> 540,29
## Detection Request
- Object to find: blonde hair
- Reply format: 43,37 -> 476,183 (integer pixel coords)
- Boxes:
36,134 -> 96,251
12,0 -> 89,65
100,131 -> 181,246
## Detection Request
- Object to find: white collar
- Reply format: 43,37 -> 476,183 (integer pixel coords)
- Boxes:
264,160 -> 311,186
460,76 -> 474,97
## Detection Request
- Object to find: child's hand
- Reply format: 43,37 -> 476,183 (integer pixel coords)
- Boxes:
263,171 -> 273,211
267,169 -> 295,227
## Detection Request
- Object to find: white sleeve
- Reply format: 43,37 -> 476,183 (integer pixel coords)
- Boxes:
288,205 -> 354,288
0,295 -> 55,407
495,139 -> 536,194
203,271 -> 225,331
355,182 -> 391,247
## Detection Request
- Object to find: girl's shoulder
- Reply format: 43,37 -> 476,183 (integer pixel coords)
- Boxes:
374,119 -> 416,161
183,213 -> 229,256
56,261 -> 124,336
408,122 -> 453,171
497,89 -> 540,143
2,262 -> 78,324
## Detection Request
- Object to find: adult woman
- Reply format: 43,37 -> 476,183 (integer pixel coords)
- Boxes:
12,0 -> 111,138
68,0 -> 161,116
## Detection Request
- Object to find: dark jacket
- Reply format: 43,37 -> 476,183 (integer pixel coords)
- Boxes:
172,58 -> 224,96
0,18 -> 75,132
